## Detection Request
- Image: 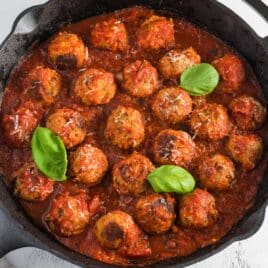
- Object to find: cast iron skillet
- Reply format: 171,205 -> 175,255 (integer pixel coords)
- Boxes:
0,0 -> 267,267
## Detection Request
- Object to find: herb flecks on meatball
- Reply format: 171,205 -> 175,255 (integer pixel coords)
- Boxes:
112,152 -> 154,196
153,129 -> 196,167
74,68 -> 117,105
159,47 -> 201,78
90,18 -> 128,51
46,108 -> 86,149
70,144 -> 108,186
134,193 -> 175,234
137,15 -> 175,50
105,106 -> 145,149
152,87 -> 193,124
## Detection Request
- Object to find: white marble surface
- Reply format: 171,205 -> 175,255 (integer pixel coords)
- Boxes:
0,0 -> 268,267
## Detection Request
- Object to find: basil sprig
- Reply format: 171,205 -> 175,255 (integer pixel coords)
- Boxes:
180,63 -> 219,96
31,127 -> 67,181
148,165 -> 195,194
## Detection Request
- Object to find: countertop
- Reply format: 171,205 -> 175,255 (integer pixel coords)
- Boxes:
0,0 -> 267,267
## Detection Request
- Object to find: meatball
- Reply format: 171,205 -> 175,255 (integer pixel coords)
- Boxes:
46,108 -> 86,148
48,32 -> 87,69
46,191 -> 91,236
105,106 -> 145,149
153,129 -> 195,167
22,66 -> 62,104
122,60 -> 159,98
229,95 -> 266,130
2,101 -> 42,147
226,133 -> 263,170
179,188 -> 218,229
134,193 -> 175,234
152,87 -> 193,124
197,154 -> 235,191
14,163 -> 54,202
190,103 -> 230,140
137,15 -> 175,50
90,18 -> 128,51
94,210 -> 151,257
74,68 -> 117,105
159,47 -> 201,78
112,152 -> 154,196
212,54 -> 245,93
70,144 -> 108,186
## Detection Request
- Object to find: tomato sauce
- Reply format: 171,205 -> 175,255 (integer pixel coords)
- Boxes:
0,6 -> 267,266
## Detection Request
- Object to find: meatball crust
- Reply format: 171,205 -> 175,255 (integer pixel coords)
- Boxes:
226,133 -> 263,170
22,66 -> 62,104
197,154 -> 235,191
212,54 -> 245,93
152,87 -> 193,124
74,68 -> 117,105
90,18 -> 128,51
159,47 -> 201,78
179,188 -> 218,229
48,32 -> 87,69
14,163 -> 54,202
134,193 -> 175,234
70,144 -> 108,186
94,210 -> 151,257
2,101 -> 42,147
46,108 -> 86,149
112,152 -> 155,196
190,103 -> 230,140
105,106 -> 145,149
137,15 -> 175,50
229,95 -> 266,130
46,191 -> 91,236
153,129 -> 195,167
122,60 -> 159,98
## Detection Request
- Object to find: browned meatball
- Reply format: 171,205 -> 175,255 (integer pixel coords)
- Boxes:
14,163 -> 54,202
153,129 -> 195,167
46,108 -> 86,149
112,152 -> 154,196
226,133 -> 263,170
90,18 -> 128,51
159,47 -> 201,78
22,66 -> 62,104
2,101 -> 42,147
212,54 -> 245,93
74,68 -> 117,105
48,32 -> 87,69
197,154 -> 235,191
70,144 -> 108,186
134,193 -> 175,234
229,95 -> 266,130
94,210 -> 152,257
105,106 -> 145,149
137,15 -> 175,50
122,60 -> 159,98
46,191 -> 94,236
179,188 -> 218,229
190,103 -> 230,140
152,87 -> 193,124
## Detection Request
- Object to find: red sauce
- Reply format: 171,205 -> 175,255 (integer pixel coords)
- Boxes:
0,6 -> 267,266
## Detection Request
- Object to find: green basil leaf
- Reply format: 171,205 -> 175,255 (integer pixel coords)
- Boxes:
147,165 -> 195,194
31,127 -> 67,181
180,63 -> 219,96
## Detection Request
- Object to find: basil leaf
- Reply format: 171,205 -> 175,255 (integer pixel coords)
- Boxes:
180,63 -> 219,96
148,165 -> 195,194
31,127 -> 67,181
